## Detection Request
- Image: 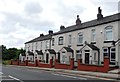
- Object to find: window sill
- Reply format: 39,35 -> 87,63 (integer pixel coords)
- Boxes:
77,44 -> 83,46
104,40 -> 114,43
58,44 -> 63,45
68,45 -> 71,47
91,42 -> 96,44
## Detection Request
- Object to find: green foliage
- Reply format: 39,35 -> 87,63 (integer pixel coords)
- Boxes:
2,60 -> 11,65
2,45 -> 25,60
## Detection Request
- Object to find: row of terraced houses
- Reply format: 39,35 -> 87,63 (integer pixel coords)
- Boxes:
19,7 -> 120,68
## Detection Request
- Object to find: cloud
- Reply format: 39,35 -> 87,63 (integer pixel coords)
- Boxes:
24,1 -> 43,15
91,0 -> 119,15
0,0 -> 119,48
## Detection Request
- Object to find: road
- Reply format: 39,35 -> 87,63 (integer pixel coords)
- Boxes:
1,65 -> 115,82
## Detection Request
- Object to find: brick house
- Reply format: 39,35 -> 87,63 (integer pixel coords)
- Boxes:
24,7 -> 120,67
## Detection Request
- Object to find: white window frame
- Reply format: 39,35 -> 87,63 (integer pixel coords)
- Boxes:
94,53 -> 96,61
91,29 -> 96,42
103,48 -> 109,57
58,37 -> 63,45
68,35 -> 72,45
46,41 -> 49,49
76,50 -> 82,60
36,42 -> 38,50
52,38 -> 55,46
41,42 -> 42,49
110,47 -> 116,62
78,32 -> 83,44
105,26 -> 113,41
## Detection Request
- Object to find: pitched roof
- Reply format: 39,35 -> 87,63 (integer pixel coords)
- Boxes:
21,53 -> 26,56
47,49 -> 56,54
25,34 -> 52,44
87,44 -> 99,50
63,47 -> 73,52
27,51 -> 34,56
53,13 -> 120,35
25,13 -> 120,44
35,50 -> 43,55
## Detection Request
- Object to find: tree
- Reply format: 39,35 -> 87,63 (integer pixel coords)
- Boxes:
2,45 -> 23,60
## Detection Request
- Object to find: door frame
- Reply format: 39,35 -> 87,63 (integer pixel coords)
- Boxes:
85,52 -> 90,64
46,53 -> 49,63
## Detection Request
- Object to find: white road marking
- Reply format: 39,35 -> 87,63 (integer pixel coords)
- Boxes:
0,72 -> 3,74
52,73 -> 87,80
2,79 -> 14,80
52,73 -> 60,76
9,75 -> 23,82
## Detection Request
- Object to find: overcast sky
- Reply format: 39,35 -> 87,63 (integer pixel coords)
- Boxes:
0,0 -> 119,49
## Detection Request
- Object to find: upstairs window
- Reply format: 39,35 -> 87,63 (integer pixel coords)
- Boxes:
68,35 -> 72,45
52,38 -> 55,46
58,37 -> 63,45
91,29 -> 96,42
105,26 -> 113,41
41,42 -> 42,49
36,42 -> 38,50
78,32 -> 83,44
46,41 -> 49,49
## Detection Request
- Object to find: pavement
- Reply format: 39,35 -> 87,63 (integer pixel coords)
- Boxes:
6,65 -> 120,81
109,69 -> 120,74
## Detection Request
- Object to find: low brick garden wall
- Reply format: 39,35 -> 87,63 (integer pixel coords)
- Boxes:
77,58 -> 109,73
54,58 -> 74,70
37,59 -> 53,68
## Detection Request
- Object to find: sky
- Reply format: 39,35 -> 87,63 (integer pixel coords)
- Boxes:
0,0 -> 119,49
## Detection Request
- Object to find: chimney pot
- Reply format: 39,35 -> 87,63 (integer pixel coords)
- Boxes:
40,34 -> 44,37
60,25 -> 65,31
48,30 -> 53,35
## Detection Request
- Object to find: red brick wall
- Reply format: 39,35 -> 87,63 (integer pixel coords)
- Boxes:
11,60 -> 19,65
54,58 -> 74,70
19,60 -> 28,66
28,60 -> 38,67
37,59 -> 53,68
77,58 -> 109,73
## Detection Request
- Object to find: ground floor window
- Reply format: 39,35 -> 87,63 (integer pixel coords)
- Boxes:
76,50 -> 82,60
110,47 -> 115,61
103,47 -> 116,62
62,55 -> 66,63
94,53 -> 96,61
103,48 -> 108,57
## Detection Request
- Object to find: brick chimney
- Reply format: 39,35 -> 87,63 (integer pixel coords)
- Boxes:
76,15 -> 81,25
48,30 -> 53,35
40,34 -> 44,37
60,25 -> 65,31
97,7 -> 103,20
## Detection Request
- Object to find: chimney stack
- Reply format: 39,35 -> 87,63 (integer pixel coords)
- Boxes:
76,15 -> 81,25
97,7 -> 103,20
60,25 -> 65,31
40,34 -> 44,37
48,30 -> 53,35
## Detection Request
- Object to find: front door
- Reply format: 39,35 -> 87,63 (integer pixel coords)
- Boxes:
46,53 -> 49,63
58,52 -> 60,63
85,53 -> 89,64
